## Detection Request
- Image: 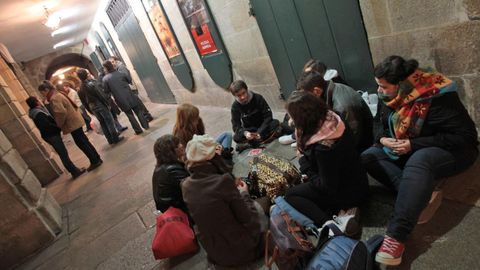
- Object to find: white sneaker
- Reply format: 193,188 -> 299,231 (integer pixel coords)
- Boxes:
291,142 -> 297,148
322,214 -> 360,237
279,134 -> 295,144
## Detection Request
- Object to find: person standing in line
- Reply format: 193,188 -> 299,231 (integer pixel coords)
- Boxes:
109,56 -> 154,122
38,80 -> 103,172
102,61 -> 149,135
56,82 -> 92,132
76,68 -> 123,145
26,96 -> 86,179
96,69 -> 128,133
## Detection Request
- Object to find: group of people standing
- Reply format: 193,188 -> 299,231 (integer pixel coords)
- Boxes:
151,55 -> 478,268
27,56 -> 153,180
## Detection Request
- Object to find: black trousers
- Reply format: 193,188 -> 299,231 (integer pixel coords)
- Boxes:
233,119 -> 280,144
44,135 -> 79,174
70,128 -> 101,164
125,105 -> 149,134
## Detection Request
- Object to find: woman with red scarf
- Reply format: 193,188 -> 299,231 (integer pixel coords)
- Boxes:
361,56 -> 478,266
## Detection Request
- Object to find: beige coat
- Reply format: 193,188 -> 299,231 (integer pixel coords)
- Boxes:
49,91 -> 84,134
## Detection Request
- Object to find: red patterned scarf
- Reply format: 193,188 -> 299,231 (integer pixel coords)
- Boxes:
385,69 -> 456,139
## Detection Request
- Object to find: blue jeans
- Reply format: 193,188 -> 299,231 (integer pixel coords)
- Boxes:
361,146 -> 476,241
216,132 -> 232,150
93,107 -> 119,144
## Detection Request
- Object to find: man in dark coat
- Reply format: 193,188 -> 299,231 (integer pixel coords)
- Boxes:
109,56 -> 153,122
102,60 -> 149,135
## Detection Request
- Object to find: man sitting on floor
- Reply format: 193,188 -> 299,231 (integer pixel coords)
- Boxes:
229,80 -> 281,152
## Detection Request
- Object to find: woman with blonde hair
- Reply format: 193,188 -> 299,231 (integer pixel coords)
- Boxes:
173,103 -> 233,160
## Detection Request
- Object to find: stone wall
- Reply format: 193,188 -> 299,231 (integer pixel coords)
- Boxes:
360,0 -> 480,128
0,129 -> 62,269
0,56 -> 62,185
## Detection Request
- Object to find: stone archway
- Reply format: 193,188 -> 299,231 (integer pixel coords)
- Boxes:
23,43 -> 95,90
45,53 -> 97,81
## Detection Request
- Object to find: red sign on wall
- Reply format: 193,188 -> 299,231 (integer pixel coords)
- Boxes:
191,24 -> 217,56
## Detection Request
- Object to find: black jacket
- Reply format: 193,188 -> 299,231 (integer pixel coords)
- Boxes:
152,162 -> 189,212
231,92 -> 273,139
299,127 -> 369,207
78,79 -> 110,114
374,92 -> 478,161
29,109 -> 61,139
324,81 -> 373,153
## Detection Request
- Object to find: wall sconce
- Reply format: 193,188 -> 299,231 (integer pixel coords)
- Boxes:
43,6 -> 61,30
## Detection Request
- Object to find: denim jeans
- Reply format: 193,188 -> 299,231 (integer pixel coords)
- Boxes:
93,107 -> 119,144
70,128 -> 101,165
361,146 -> 476,241
44,135 -> 79,174
216,132 -> 233,150
80,105 -> 92,130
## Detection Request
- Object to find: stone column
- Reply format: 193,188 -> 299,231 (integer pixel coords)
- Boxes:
0,58 -> 62,186
0,129 -> 62,269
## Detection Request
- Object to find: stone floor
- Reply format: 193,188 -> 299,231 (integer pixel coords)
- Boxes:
13,102 -> 480,270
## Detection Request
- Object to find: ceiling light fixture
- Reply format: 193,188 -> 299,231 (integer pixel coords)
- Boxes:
43,6 -> 61,30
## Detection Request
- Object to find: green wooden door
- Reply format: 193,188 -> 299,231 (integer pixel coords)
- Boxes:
107,0 -> 176,104
251,0 -> 376,98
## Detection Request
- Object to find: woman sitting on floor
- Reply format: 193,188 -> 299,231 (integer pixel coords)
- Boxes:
361,55 -> 478,266
173,103 -> 233,161
284,91 -> 369,237
152,134 -> 189,213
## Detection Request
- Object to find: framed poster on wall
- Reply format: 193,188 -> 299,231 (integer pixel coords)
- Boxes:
141,0 -> 194,91
142,0 -> 181,59
177,0 -> 218,56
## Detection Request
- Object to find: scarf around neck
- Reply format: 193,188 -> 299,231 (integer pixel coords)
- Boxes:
303,110 -> 345,147
28,106 -> 51,120
384,68 -> 456,139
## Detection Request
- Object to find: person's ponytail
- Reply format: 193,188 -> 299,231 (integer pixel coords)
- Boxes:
374,55 -> 418,84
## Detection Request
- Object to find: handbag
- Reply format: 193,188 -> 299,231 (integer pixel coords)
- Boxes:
248,153 -> 301,200
151,207 -> 198,260
90,117 -> 103,135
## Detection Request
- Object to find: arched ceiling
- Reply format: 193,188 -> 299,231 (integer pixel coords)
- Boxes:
0,0 -> 102,62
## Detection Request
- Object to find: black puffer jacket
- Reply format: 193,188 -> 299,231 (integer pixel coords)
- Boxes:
152,161 -> 189,212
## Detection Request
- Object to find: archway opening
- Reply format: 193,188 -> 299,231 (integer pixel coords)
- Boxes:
45,53 -> 98,90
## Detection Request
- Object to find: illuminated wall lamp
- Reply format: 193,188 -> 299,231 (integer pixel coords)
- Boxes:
43,6 -> 61,30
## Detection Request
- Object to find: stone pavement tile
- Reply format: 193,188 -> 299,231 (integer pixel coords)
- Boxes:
67,162 -> 153,241
96,228 -> 158,270
137,200 -> 158,229
67,212 -> 147,270
395,200 -> 480,270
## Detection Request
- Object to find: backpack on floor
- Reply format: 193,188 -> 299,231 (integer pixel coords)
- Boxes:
306,224 -> 384,270
265,197 -> 319,270
248,153 -> 301,200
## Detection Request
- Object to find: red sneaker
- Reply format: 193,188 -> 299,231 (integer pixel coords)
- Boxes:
375,235 -> 405,266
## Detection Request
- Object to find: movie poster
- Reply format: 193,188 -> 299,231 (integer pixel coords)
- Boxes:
177,0 -> 218,56
142,0 -> 181,59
